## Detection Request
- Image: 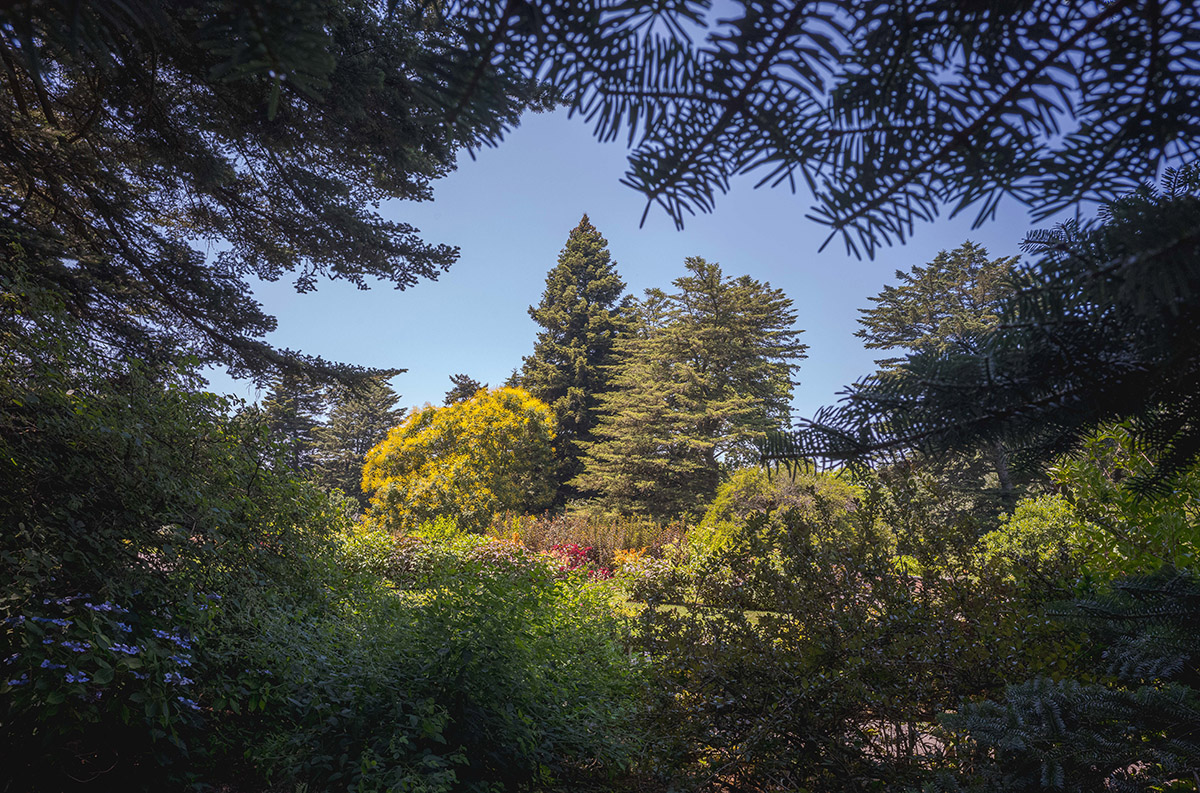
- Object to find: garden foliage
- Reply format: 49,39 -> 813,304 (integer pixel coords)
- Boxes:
363,387 -> 557,532
0,281 -> 349,787
211,527 -> 641,792
940,570 -> 1200,792
516,215 -> 630,504
625,471 -> 1081,792
576,257 -> 806,517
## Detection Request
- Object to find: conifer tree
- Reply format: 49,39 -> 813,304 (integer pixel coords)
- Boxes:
263,372 -> 327,472
576,257 -> 806,517
517,215 -> 629,504
311,377 -> 405,508
777,167 -> 1200,490
444,373 -> 486,405
857,242 -> 1020,369
857,242 -> 1023,509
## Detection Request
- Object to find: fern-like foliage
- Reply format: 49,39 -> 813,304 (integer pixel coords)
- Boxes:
773,165 -> 1200,490
560,0 -> 1200,255
940,569 -> 1200,792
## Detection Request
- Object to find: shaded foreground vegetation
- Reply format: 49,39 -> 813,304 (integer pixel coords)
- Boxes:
5,194 -> 1200,793
3,299 -> 1198,789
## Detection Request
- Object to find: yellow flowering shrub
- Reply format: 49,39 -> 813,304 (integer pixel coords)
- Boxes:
362,387 -> 556,532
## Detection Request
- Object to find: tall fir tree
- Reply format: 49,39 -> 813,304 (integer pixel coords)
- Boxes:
263,372 -> 327,472
311,377 -> 405,508
517,215 -> 629,504
575,257 -> 807,517
856,242 -> 1020,368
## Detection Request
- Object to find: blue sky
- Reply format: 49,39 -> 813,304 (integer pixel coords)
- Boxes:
206,107 -> 1050,423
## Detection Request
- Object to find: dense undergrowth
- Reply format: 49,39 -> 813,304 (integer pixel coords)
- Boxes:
3,293 -> 1198,792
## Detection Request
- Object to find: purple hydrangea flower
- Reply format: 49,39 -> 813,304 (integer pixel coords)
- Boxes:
30,617 -> 71,628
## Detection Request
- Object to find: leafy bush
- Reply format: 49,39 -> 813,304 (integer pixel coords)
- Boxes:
693,465 -> 860,557
213,531 -> 642,792
0,291 -> 352,787
1050,424 -> 1200,575
362,387 -> 557,533
629,484 -> 1078,791
974,494 -> 1090,591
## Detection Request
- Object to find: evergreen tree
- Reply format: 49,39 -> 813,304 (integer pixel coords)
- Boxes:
778,167 -> 1200,489
941,570 -> 1200,791
0,0 -> 559,381
444,373 -> 486,405
312,377 -> 405,507
263,372 -> 327,472
856,242 -> 1023,509
5,2 -> 1192,381
857,242 -> 1020,369
576,257 -> 806,517
518,215 -> 629,503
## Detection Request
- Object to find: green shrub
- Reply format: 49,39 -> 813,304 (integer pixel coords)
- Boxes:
693,466 -> 860,558
1050,424 -> 1200,575
218,532 -> 642,792
939,569 -> 1200,791
974,494 -> 1090,590
630,486 -> 1078,791
0,283 -> 369,787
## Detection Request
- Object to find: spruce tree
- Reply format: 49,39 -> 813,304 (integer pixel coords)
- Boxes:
444,373 -> 486,405
263,372 -> 327,472
517,215 -> 629,504
576,257 -> 807,517
311,377 -> 404,508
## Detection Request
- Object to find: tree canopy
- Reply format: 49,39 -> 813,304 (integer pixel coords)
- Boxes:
775,167 -> 1200,489
0,0 -> 551,380
856,242 -> 1020,369
4,1 -> 1195,383
444,373 -> 487,405
311,376 -> 405,507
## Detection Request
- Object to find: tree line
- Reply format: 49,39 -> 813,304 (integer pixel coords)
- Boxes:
273,214 -> 1031,534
